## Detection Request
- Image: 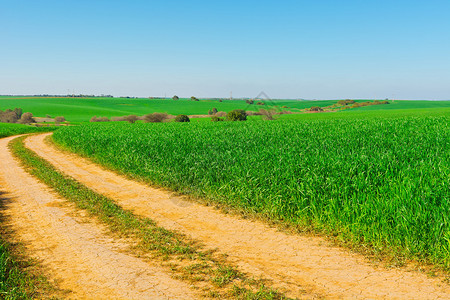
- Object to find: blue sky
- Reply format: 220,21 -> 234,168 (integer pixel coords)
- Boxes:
1,0 -> 450,99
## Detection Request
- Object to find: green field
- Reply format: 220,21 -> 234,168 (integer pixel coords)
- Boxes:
1,96 -> 449,122
52,109 -> 450,268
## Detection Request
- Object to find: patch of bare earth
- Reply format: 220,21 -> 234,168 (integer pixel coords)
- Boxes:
0,135 -> 197,299
27,133 -> 450,299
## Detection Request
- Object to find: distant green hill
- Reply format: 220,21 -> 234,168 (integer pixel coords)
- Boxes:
0,96 -> 448,122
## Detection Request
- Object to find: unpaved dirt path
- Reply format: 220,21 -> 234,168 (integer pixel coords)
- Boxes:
27,133 -> 450,299
0,135 -> 197,299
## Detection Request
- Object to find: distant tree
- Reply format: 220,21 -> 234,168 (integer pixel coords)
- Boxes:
191,96 -> 199,101
55,116 -> 66,124
18,112 -> 35,124
172,95 -> 179,100
124,115 -> 139,124
13,108 -> 23,119
91,116 -> 111,122
211,116 -> 224,122
226,109 -> 247,121
309,106 -> 323,112
259,108 -> 276,121
174,114 -> 190,122
245,99 -> 254,105
143,112 -> 168,123
208,108 -> 218,115
0,109 -> 19,123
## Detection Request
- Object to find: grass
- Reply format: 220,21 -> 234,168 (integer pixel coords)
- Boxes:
52,109 -> 450,270
9,135 -> 290,299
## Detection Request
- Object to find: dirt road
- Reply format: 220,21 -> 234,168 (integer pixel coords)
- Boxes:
22,132 -> 450,299
0,135 -> 197,299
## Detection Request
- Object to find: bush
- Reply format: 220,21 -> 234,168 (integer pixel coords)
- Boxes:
227,109 -> 247,121
18,112 -> 35,124
143,113 -> 168,123
246,99 -> 254,105
172,95 -> 179,100
309,106 -> 323,112
256,102 -> 265,106
55,116 -> 66,124
174,114 -> 190,122
124,115 -> 139,124
259,109 -> 276,120
0,109 -> 19,123
337,99 -> 355,106
211,116 -> 224,122
90,116 -> 111,122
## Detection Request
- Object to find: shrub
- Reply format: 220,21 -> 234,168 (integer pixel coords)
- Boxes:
227,110 -> 247,121
143,113 -> 168,123
309,106 -> 323,112
211,116 -> 224,122
0,109 -> 19,123
259,109 -> 276,120
125,115 -> 139,124
55,116 -> 66,124
172,95 -> 179,100
337,99 -> 355,106
256,102 -> 265,106
91,116 -> 110,122
246,99 -> 254,105
174,114 -> 190,122
18,112 -> 35,124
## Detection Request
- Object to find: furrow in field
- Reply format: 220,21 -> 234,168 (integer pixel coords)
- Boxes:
0,135 -> 197,299
27,132 -> 450,299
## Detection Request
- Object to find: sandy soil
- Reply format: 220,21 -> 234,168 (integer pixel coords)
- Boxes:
0,135 -> 197,299
24,133 -> 450,299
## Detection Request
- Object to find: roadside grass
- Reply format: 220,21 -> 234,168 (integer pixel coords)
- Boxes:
0,232 -> 61,300
9,135 -> 291,299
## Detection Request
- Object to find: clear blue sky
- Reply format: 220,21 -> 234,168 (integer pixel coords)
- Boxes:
1,0 -> 450,99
